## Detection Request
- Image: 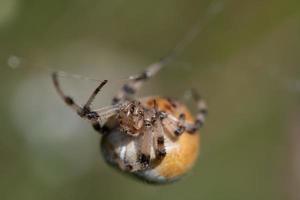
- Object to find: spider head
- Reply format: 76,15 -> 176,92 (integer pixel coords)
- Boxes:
118,100 -> 145,136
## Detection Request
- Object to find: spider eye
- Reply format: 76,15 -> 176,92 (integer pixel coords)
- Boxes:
159,112 -> 167,120
144,120 -> 151,127
130,106 -> 135,114
151,116 -> 157,123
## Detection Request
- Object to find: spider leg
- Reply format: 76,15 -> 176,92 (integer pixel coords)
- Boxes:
52,72 -> 116,134
112,14 -> 211,105
185,89 -> 208,133
161,92 -> 207,135
82,79 -> 108,111
137,122 -> 153,170
52,72 -> 85,114
153,120 -> 166,160
112,61 -> 165,104
160,112 -> 186,137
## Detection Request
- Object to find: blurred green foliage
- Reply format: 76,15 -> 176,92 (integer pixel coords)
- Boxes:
1,0 -> 300,200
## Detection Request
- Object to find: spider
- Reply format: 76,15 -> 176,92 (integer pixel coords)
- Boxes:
52,23 -> 208,184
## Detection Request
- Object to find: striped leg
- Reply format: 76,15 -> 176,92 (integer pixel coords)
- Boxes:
52,72 -> 85,115
151,100 -> 166,160
160,112 -> 187,137
161,91 -> 207,135
153,120 -> 166,160
137,123 -> 153,170
52,72 -> 115,134
112,10 -> 214,105
185,90 -> 208,133
112,61 -> 165,104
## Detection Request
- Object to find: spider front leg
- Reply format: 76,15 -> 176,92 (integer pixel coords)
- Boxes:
52,72 -> 116,135
112,58 -> 167,104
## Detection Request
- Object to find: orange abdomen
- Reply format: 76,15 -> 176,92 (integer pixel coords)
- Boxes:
101,97 -> 200,183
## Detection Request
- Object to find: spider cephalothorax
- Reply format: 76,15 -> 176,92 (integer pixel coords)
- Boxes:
104,99 -> 169,171
116,100 -> 146,136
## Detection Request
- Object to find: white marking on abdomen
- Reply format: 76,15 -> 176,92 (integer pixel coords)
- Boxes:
120,146 -> 126,161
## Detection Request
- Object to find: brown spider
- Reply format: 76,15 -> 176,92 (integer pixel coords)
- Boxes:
52,20 -> 208,183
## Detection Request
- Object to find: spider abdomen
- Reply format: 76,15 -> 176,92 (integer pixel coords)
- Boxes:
101,97 -> 200,183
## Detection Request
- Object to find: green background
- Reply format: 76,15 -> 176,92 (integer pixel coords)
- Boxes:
0,0 -> 300,200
